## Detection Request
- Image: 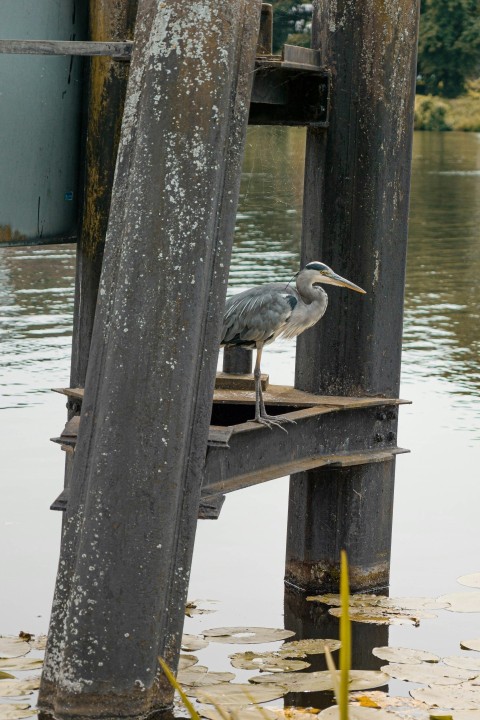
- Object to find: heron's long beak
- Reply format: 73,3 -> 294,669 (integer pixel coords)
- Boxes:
320,271 -> 366,294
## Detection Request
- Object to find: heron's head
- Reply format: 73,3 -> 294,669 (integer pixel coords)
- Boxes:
302,261 -> 366,294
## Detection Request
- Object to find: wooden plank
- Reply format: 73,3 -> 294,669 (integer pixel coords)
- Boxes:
215,372 -> 268,391
0,39 -> 133,58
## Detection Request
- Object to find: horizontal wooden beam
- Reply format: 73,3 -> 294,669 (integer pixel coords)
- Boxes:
0,39 -> 133,59
50,386 -> 408,511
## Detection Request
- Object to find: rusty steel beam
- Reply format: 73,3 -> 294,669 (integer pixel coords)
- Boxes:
286,0 -> 420,593
38,1 -> 262,717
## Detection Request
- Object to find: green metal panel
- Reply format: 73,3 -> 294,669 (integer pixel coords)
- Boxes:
0,1 -> 87,246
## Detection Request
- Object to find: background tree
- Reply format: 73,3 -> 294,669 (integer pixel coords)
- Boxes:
417,0 -> 480,97
271,1 -> 312,53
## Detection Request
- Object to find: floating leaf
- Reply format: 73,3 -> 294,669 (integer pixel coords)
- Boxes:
438,593 -> 480,613
230,652 -> 310,673
198,706 -> 278,720
381,662 -> 475,685
318,706 -> 394,720
461,639 -> 480,652
178,666 -> 235,690
443,656 -> 480,672
411,684 -> 480,710
307,594 -> 447,611
0,639 -> 31,660
458,574 -> 480,589
27,636 -> 46,651
372,646 -> 439,664
185,600 -> 218,617
178,654 -> 199,671
0,658 -> 44,672
249,669 -> 388,693
194,682 -> 286,706
202,628 -> 295,645
328,607 -> 435,626
0,703 -> 35,720
0,672 -> 15,680
350,690 -> 430,709
280,639 -> 341,656
182,634 -> 209,652
0,678 -> 40,697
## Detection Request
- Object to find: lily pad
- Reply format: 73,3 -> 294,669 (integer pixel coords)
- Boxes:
249,669 -> 389,693
178,654 -> 199,671
381,662 -> 475,685
199,706 -> 279,720
178,666 -> 235,690
443,656 -> 480,672
181,634 -> 209,652
0,658 -> 44,672
0,704 -> 35,720
411,684 -> 480,710
328,606 -> 435,626
318,707 -> 394,719
350,690 -> 430,709
439,592 -> 480,613
230,652 -> 310,673
461,639 -> 480,652
372,646 -> 440,664
307,594 -> 447,611
27,636 -> 46,651
202,627 -> 295,645
0,678 -> 40,697
0,639 -> 31,660
194,682 -> 286,706
458,574 -> 480,589
280,639 -> 341,656
185,600 -> 218,617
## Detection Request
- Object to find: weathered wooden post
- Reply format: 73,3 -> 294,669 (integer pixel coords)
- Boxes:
286,0 -> 420,592
39,1 -> 261,716
70,0 -> 138,391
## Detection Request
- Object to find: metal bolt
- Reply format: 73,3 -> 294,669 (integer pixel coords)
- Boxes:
376,411 -> 387,421
386,410 -> 397,420
374,433 -> 384,442
387,431 -> 396,442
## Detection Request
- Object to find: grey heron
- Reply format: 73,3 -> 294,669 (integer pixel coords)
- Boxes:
221,261 -> 366,428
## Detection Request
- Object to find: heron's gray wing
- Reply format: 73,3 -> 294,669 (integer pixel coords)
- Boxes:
221,284 -> 298,348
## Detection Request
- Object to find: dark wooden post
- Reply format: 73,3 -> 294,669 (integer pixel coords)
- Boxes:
285,0 -> 420,592
71,0 -> 138,391
39,1 -> 261,717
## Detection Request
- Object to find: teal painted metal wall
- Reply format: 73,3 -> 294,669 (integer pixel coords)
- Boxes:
0,1 -> 87,245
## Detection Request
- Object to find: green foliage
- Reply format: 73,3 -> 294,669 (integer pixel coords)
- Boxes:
414,97 -> 452,130
418,0 -> 480,97
270,1 -> 313,53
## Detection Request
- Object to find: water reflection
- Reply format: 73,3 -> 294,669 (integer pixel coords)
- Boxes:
0,246 -> 75,408
404,132 -> 480,414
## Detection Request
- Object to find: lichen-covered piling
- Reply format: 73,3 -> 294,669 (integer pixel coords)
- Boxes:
38,1 -> 261,716
286,0 -> 420,592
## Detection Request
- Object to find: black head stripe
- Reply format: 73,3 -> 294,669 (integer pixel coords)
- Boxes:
306,261 -> 329,272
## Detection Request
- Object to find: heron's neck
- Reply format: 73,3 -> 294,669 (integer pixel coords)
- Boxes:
296,272 -> 327,305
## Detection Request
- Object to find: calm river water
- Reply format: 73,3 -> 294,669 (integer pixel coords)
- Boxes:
1,130 -> 480,696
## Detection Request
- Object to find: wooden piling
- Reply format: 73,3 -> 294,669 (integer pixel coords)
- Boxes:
38,1 -> 261,717
70,0 -> 138,391
286,0 -> 420,592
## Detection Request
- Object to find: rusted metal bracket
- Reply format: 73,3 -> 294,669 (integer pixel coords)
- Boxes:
250,45 -> 330,127
50,385 -> 409,517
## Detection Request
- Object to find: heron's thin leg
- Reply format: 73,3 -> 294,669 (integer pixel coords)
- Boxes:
253,345 -> 290,431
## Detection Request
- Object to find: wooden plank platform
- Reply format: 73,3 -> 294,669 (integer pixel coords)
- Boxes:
51,383 -> 409,508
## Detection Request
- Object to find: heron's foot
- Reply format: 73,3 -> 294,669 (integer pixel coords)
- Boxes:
254,412 -> 293,432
